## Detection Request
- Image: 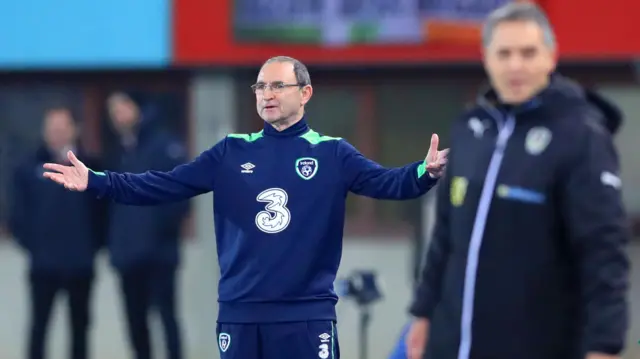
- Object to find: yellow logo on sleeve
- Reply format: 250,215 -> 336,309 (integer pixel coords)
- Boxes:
450,176 -> 468,207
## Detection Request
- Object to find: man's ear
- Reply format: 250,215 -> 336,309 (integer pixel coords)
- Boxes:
300,85 -> 313,106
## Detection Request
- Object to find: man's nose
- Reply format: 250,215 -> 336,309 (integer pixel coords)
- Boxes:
262,89 -> 276,100
505,55 -> 525,71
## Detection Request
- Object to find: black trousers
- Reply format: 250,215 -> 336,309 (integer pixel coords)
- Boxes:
27,270 -> 93,359
118,264 -> 181,359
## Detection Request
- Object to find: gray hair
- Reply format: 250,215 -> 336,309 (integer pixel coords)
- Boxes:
262,56 -> 312,86
482,2 -> 556,48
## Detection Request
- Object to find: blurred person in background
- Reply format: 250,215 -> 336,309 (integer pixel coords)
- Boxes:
406,3 -> 629,359
104,92 -> 188,359
9,107 -> 103,359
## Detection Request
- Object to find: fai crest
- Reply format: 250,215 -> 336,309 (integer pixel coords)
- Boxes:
218,333 -> 231,352
295,157 -> 318,180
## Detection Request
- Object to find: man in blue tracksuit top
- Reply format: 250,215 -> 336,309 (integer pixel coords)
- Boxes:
42,56 -> 449,359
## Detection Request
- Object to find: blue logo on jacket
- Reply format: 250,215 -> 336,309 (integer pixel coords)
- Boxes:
295,157 -> 318,180
496,185 -> 546,204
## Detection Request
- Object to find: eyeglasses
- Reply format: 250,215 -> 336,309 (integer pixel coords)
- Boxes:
251,82 -> 303,94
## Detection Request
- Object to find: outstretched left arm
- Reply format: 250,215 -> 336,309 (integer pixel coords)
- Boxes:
339,134 -> 448,199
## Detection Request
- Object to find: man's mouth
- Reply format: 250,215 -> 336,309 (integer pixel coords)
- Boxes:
508,79 -> 526,88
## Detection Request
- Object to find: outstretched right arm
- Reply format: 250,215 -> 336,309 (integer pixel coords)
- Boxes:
45,139 -> 226,205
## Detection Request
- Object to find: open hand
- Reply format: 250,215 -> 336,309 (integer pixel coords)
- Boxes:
425,134 -> 449,178
42,150 -> 89,191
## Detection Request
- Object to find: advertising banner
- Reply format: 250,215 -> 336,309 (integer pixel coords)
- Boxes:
173,0 -> 640,66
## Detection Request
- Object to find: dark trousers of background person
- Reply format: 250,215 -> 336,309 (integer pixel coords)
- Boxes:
119,263 -> 182,359
28,271 -> 93,359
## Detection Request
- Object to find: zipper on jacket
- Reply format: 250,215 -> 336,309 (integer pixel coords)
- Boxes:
457,113 -> 516,359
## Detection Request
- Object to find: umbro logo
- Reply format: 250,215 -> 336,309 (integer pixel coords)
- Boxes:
241,162 -> 255,173
319,333 -> 331,342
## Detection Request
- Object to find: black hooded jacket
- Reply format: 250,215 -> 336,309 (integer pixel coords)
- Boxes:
410,75 -> 629,359
104,115 -> 189,270
10,145 -> 104,275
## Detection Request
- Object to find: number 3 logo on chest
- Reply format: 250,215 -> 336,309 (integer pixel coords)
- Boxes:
255,188 -> 291,233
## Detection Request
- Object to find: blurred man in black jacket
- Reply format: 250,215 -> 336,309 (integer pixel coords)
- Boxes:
10,107 -> 104,359
407,3 -> 629,359
105,92 -> 189,359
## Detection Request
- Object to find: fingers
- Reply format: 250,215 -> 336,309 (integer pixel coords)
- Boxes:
430,133 -> 439,150
407,341 -> 424,359
428,133 -> 439,154
437,151 -> 449,167
42,172 -> 80,191
406,326 -> 426,359
408,349 -> 423,359
43,163 -> 69,173
427,148 -> 450,169
67,150 -> 82,168
426,133 -> 440,162
426,148 -> 450,169
42,172 -> 65,185
42,161 -> 81,190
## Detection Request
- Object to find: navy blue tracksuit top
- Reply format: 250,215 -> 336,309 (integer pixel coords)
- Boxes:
87,119 -> 437,323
